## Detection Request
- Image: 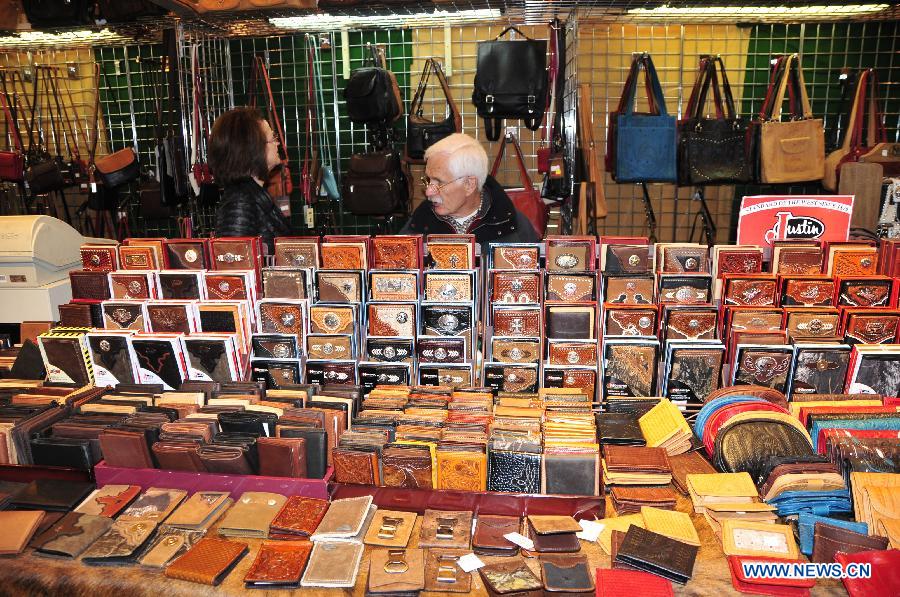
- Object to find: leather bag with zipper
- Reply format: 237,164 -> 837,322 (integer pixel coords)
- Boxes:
341,150 -> 408,217
406,58 -> 460,161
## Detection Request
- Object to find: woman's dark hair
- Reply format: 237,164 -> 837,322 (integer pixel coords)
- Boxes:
207,107 -> 270,186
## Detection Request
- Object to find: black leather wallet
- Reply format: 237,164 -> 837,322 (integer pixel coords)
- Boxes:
614,525 -> 698,584
596,413 -> 646,446
29,437 -> 99,471
487,450 -> 541,494
277,427 -> 327,479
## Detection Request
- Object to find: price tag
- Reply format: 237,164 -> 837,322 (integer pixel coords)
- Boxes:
503,532 -> 534,551
456,553 -> 484,573
91,182 -> 98,193
576,519 -> 604,542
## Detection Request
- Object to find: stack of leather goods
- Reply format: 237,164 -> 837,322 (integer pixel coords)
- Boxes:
301,496 -> 374,588
0,511 -> 45,555
685,472 -> 759,513
542,410 -> 601,496
759,456 -> 852,517
596,412 -> 646,446
850,472 -> 900,547
609,485 -> 678,515
638,398 -> 694,456
602,445 -> 673,485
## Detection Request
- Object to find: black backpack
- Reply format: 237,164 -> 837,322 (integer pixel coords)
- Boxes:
472,26 -> 549,141
341,150 -> 408,217
343,46 -> 402,125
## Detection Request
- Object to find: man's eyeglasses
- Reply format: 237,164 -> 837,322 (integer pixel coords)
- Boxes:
420,175 -> 467,193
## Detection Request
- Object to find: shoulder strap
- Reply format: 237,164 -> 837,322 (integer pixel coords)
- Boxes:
495,26 -> 532,41
715,57 -> 738,119
490,132 -> 532,190
254,55 -> 288,166
0,74 -> 23,153
841,69 -> 869,153
409,59 -> 433,117
87,64 -> 101,165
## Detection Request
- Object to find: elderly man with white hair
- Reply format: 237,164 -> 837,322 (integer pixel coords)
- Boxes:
399,133 -> 541,251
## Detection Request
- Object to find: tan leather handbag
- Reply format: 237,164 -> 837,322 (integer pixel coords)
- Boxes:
757,54 -> 825,184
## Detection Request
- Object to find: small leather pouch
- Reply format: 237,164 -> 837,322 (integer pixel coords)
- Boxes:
425,549 -> 472,592
165,536 -> 249,585
367,548 -> 426,593
32,512 -> 113,558
473,515 -> 521,556
217,492 -> 288,538
269,496 -> 330,539
243,541 -> 313,589
479,558 -> 544,596
419,509 -> 473,549
540,554 -> 595,594
546,273 -> 595,302
812,521 -> 888,563
363,510 -> 418,547
81,519 -> 158,565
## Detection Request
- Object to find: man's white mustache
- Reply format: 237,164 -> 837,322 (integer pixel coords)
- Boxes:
429,198 -> 443,205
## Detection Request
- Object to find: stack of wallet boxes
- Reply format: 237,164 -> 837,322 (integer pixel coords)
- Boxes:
483,236 -> 601,401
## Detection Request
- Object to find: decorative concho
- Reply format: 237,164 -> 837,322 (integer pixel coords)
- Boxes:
281,312 -> 297,327
321,313 -> 338,329
861,258 -> 873,268
506,373 -> 520,382
440,284 -> 459,300
395,312 -> 409,324
218,281 -> 231,293
99,340 -> 111,351
128,280 -> 143,294
90,254 -> 102,265
111,308 -> 133,324
554,253 -> 579,269
321,343 -> 335,355
628,254 -> 640,266
510,279 -> 523,291
509,318 -> 525,334
508,347 -> 524,360
439,374 -> 464,384
341,282 -> 353,293
291,254 -> 307,265
272,343 -> 291,358
689,319 -> 700,329
516,253 -> 534,267
183,249 -> 198,263
217,252 -> 242,263
437,314 -> 459,332
638,316 -> 652,328
566,350 -> 579,364
675,287 -> 697,302
383,347 -> 397,359
563,282 -> 577,296
433,348 -> 448,360
684,257 -> 698,270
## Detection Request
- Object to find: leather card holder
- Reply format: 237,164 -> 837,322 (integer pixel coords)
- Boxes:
369,271 -> 418,301
417,337 -> 466,363
540,554 -> 594,593
479,559 -> 543,594
492,271 -> 541,304
366,337 -> 414,363
316,270 -> 363,302
605,245 -> 650,274
81,246 -> 118,272
546,273 -> 595,302
262,268 -> 308,300
70,270 -> 112,301
492,338 -> 541,364
604,275 -> 655,304
368,303 -> 417,337
605,308 -> 657,336
493,245 -> 540,269
372,236 -> 420,270
308,305 -> 354,335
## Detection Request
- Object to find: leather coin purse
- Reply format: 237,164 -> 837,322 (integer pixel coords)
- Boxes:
274,238 -> 320,268
605,307 -> 657,336
492,244 -> 540,269
604,274 -> 655,304
259,302 -> 306,336
417,336 -> 466,363
369,271 -> 419,301
316,270 -> 364,303
492,271 -> 541,304
493,306 -> 542,337
424,272 -> 474,302
492,338 -> 541,363
308,304 -> 356,335
306,334 -> 354,360
262,268 -> 309,300
546,273 -> 595,302
368,303 -> 417,337
372,236 -> 420,270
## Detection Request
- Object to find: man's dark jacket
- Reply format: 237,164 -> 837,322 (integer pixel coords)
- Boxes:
399,176 -> 540,251
215,178 -> 291,253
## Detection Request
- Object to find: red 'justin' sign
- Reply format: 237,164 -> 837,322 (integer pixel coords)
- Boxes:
736,195 -> 854,253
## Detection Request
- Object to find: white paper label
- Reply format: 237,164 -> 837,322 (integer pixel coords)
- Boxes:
139,368 -> 174,391
576,519 -> 605,542
456,553 -> 484,572
503,532 -> 535,551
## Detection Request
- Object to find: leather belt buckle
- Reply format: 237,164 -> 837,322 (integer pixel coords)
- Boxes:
436,517 -> 457,539
384,549 -> 409,574
377,516 -> 404,540
437,555 -> 459,583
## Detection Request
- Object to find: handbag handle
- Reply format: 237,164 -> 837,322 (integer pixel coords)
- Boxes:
841,68 -> 870,154
616,55 -> 656,116
310,35 -> 334,169
622,54 -> 667,117
715,57 -> 739,120
495,26 -> 533,41
86,64 -> 102,168
770,54 -> 813,121
759,55 -> 788,120
542,23 -> 559,144
409,58 -> 461,130
0,74 -> 23,154
490,132 -> 532,191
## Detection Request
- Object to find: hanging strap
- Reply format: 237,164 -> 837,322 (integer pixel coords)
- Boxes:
495,26 -> 533,41
0,74 -> 23,154
770,54 -> 813,121
251,55 -> 289,168
715,56 -> 738,120
409,58 -> 460,128
490,132 -> 532,190
759,55 -> 787,120
684,57 -> 711,120
621,53 -> 666,117
47,69 -> 80,163
59,69 -> 87,163
310,35 -> 333,169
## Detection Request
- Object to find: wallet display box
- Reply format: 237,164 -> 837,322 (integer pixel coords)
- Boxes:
662,341 -> 725,407
86,331 -> 141,387
368,270 -> 420,302
846,344 -> 900,397
262,267 -> 313,300
182,334 -> 242,383
545,236 -> 597,271
489,242 -> 541,270
274,236 -> 321,268
730,344 -> 794,394
130,334 -> 189,390
789,343 -> 852,397
602,338 -> 660,399
841,309 -> 900,344
836,276 -> 897,307
37,328 -> 93,386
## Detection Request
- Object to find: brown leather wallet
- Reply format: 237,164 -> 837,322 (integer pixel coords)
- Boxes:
109,273 -> 152,300
118,246 -> 157,270
81,245 -> 118,271
243,541 -> 312,588
372,236 -> 420,270
69,270 -> 112,300
540,554 -> 595,593
262,268 -> 308,300
604,445 -> 671,473
546,274 -> 595,302
269,496 -> 330,538
473,515 -> 521,556
363,510 -> 418,548
165,536 -> 248,585
419,509 -> 473,549
257,437 -> 307,478
493,307 -> 542,337
367,548 -> 426,593
274,240 -> 319,268
479,558 -> 543,596
605,308 -> 657,336
812,522 -> 888,563
320,243 -> 365,270
492,272 -> 541,304
548,341 -> 598,366
494,245 -> 540,269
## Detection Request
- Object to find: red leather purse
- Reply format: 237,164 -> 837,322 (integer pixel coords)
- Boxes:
0,80 -> 24,182
490,132 -> 548,237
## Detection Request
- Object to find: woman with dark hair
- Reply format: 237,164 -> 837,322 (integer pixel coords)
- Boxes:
208,107 -> 291,252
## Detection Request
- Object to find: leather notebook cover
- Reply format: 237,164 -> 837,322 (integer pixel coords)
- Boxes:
614,525 -> 698,585
243,541 -> 313,588
165,536 -> 249,585
31,512 -> 114,558
270,496 -> 330,538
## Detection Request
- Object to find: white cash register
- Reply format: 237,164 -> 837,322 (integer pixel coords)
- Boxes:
0,215 -> 113,322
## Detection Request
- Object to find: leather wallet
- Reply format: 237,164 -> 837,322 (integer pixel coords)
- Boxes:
311,495 -> 374,541
492,338 -> 541,364
165,240 -> 209,270
300,540 -> 364,588
205,273 -> 249,301
109,272 -> 153,300
372,236 -> 420,270
605,308 -> 657,336
320,242 -> 365,270
217,491 -> 287,538
259,302 -> 307,336
658,274 -> 711,304
812,521 -> 888,563
368,303 -> 417,337
59,302 -> 98,328
381,444 -> 432,488
492,271 -> 541,304
422,304 -> 473,337
665,309 -> 718,341
419,509 -> 473,549
430,242 -> 473,269
660,245 -> 708,273
425,272 -> 474,302
546,273 -> 595,302
493,307 -> 542,337
546,306 -> 595,339
416,336 -> 465,364
157,272 -> 203,300
118,487 -> 188,523
257,437 -> 307,478
81,245 -> 118,271
102,302 -> 146,331
11,479 -> 94,512
798,513 -> 868,556
605,245 -> 651,274
548,240 -> 593,271
69,270 -> 112,300
308,305 -> 355,335
146,304 -> 193,334
540,554 -> 595,593
525,521 -> 580,554
243,541 -> 313,589
32,512 -> 113,558
81,519 -> 158,565
844,313 -> 899,344
37,335 -> 93,386
333,447 -> 380,485
598,413 -> 645,446
774,246 -> 823,274
0,510 -> 44,555
270,496 -> 330,538
839,278 -> 893,307
727,555 -> 815,595
424,548 -> 472,592
99,428 -> 155,469
165,536 -> 249,585
74,485 -> 141,518
306,334 -> 354,360
316,270 -> 363,302
152,441 -> 207,472
734,348 -> 793,391
210,237 -> 260,272
276,427 -> 327,479
479,558 -> 543,596
473,515 -> 521,556
367,548 -> 426,593
781,278 -> 836,306
274,239 -> 319,268
119,245 -> 157,270
363,510 -> 418,547
527,515 -> 581,535
488,449 -> 541,493
835,548 -> 900,597
494,245 -> 540,269
723,277 -> 777,306
262,268 -> 309,300
605,275 -> 655,304
163,491 -> 233,531
604,342 -> 659,397
369,271 -> 419,301
614,525 -> 697,585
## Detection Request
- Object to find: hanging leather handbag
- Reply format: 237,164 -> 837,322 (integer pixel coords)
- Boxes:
95,0 -> 166,22
23,0 -> 92,28
94,148 -> 140,188
341,150 -> 408,216
824,69 -> 871,192
344,45 -> 403,125
472,26 -> 548,141
0,87 -> 24,182
25,154 -> 66,194
611,53 -> 677,183
678,57 -> 752,185
755,54 -> 825,184
491,133 -> 548,237
406,58 -> 460,161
